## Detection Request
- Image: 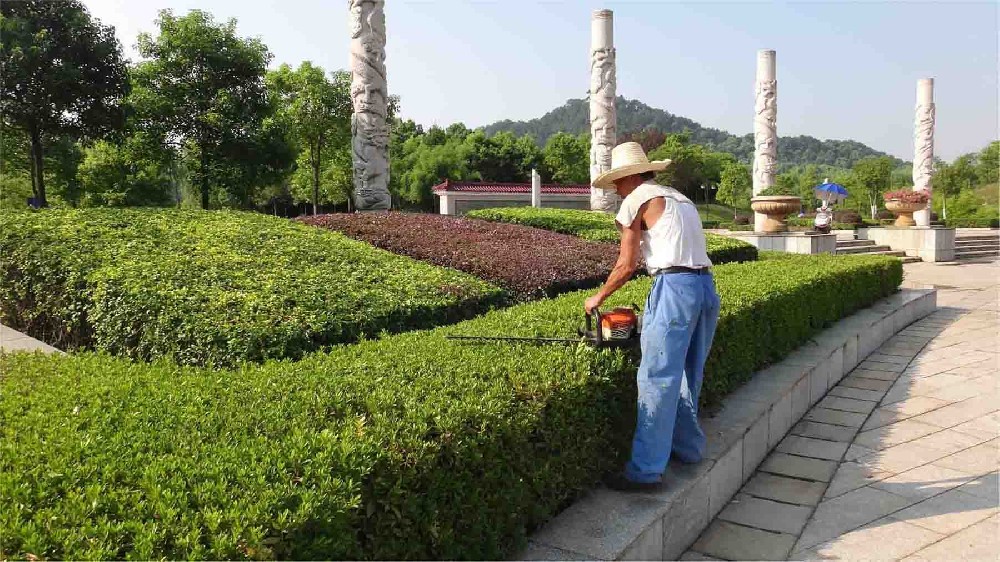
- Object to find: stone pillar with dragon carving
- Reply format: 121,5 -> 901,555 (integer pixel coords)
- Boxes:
349,0 -> 390,211
752,50 -> 778,232
589,9 -> 618,213
912,78 -> 935,227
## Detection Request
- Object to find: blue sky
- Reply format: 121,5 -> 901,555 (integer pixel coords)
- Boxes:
84,0 -> 997,161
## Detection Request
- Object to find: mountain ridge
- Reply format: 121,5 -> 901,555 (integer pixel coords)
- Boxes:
482,97 -> 903,170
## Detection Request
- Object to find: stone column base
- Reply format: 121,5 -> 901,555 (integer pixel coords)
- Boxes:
728,232 -> 837,255
857,227 -> 955,262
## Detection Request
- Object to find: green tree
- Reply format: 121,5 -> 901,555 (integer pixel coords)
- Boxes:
132,10 -> 276,209
465,130 -> 542,182
716,162 -> 752,217
396,136 -> 470,210
267,62 -> 351,214
933,155 -> 978,219
77,135 -> 175,207
647,132 -> 733,200
388,118 -> 424,204
975,141 -> 998,185
542,132 -> 589,184
1,0 -> 129,207
852,156 -> 894,219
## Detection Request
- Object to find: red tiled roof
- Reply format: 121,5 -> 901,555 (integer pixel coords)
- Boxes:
432,179 -> 590,195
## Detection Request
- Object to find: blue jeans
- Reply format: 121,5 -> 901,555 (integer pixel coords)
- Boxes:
624,271 -> 721,483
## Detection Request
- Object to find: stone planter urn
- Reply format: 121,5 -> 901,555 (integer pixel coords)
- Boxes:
884,200 -> 925,227
750,196 -> 802,233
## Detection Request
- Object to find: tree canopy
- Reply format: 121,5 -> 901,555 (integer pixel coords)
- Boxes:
267,63 -> 352,213
1,0 -> 128,207
132,9 -> 288,209
483,97 -> 901,170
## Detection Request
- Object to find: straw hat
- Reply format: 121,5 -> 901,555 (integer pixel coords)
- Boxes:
592,142 -> 671,189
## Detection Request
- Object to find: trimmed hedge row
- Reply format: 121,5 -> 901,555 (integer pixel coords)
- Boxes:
297,212 -> 618,301
467,207 -> 759,263
0,209 -> 505,367
0,254 -> 902,560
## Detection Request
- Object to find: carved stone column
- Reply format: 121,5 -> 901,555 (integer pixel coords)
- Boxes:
752,49 -> 777,232
589,9 -> 618,213
349,0 -> 390,211
531,169 -> 541,208
912,78 -> 935,227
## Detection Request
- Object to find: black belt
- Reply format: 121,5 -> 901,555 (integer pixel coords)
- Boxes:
656,266 -> 711,275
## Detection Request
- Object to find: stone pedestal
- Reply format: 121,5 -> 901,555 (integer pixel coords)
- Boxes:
857,227 -> 955,262
728,232 -> 837,255
752,50 -> 777,233
912,79 -> 935,227
589,9 -> 618,213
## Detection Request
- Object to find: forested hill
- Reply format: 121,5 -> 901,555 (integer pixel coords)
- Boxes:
483,97 -> 902,170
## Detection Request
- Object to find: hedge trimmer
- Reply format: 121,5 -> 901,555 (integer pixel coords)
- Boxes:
446,306 -> 641,349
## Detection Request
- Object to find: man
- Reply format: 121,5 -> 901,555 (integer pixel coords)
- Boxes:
585,142 -> 721,491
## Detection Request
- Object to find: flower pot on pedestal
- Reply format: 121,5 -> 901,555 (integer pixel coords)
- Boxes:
884,200 -> 925,227
882,189 -> 930,228
750,196 -> 802,233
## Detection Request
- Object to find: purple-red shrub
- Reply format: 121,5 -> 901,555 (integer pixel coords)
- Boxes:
299,212 -> 620,301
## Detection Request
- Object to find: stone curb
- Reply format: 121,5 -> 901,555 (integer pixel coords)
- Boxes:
520,288 -> 937,561
0,324 -> 62,354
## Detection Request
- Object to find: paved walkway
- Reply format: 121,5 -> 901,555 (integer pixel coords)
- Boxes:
0,324 -> 61,354
685,260 -> 999,561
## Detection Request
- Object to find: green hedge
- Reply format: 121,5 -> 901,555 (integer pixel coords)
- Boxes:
943,218 -> 999,228
0,209 -> 505,367
0,254 -> 901,560
467,207 -> 758,263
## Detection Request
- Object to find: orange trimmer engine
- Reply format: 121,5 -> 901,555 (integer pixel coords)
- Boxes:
599,307 -> 639,341
581,305 -> 641,348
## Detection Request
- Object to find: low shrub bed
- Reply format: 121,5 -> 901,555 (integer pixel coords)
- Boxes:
297,212 -> 618,301
943,218 -> 999,228
0,254 -> 901,560
0,209 -> 504,366
467,207 -> 758,263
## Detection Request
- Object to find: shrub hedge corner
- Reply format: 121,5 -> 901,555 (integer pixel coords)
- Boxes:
0,209 -> 505,367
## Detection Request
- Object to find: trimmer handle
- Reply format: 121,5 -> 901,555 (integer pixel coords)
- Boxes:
585,308 -> 604,346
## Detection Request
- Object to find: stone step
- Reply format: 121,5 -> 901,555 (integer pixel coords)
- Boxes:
835,239 -> 876,248
954,249 -> 999,260
954,241 -> 1000,249
837,245 -> 893,255
955,238 -> 999,245
901,256 -> 922,264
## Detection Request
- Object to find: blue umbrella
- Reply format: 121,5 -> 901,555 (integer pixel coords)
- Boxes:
814,178 -> 849,203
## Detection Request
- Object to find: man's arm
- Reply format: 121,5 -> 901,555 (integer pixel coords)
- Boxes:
584,206 -> 643,313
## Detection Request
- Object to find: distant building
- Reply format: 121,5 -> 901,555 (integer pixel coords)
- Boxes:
433,180 -> 591,215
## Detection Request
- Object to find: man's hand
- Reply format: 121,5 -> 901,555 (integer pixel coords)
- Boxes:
585,293 -> 605,315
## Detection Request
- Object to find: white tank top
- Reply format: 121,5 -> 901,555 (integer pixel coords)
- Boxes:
614,181 -> 713,273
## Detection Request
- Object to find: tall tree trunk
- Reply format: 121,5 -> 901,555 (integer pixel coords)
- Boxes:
312,143 -> 320,215
199,146 -> 209,210
29,139 -> 37,202
29,127 -> 47,207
